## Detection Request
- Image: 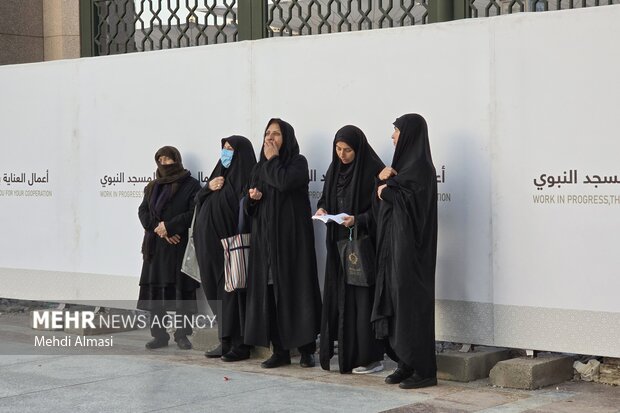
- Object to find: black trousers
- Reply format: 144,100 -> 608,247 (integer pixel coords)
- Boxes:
340,284 -> 384,371
208,292 -> 250,356
385,340 -> 436,379
268,285 -> 316,356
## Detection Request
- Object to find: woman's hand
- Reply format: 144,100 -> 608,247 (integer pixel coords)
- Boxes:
341,215 -> 355,227
249,188 -> 263,201
155,221 -> 167,238
314,208 -> 327,216
263,141 -> 279,160
209,176 -> 225,191
164,234 -> 181,245
378,167 -> 398,181
377,184 -> 387,200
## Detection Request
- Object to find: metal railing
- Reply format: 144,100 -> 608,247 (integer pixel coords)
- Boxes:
266,1 -> 429,37
80,0 -> 620,56
469,0 -> 619,17
84,0 -> 239,55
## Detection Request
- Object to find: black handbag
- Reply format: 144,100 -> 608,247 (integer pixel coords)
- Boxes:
337,225 -> 376,287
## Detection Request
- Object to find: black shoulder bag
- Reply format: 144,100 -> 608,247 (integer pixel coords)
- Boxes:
336,225 -> 376,287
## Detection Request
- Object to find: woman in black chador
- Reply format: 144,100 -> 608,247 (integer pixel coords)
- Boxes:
244,118 -> 322,369
137,146 -> 201,350
373,114 -> 438,389
316,125 -> 385,374
193,136 -> 257,361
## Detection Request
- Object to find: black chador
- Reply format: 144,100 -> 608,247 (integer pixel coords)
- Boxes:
194,136 -> 257,359
244,118 -> 322,366
137,146 -> 201,348
318,125 -> 385,373
372,114 -> 438,383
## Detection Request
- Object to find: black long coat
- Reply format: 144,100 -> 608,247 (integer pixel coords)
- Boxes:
137,176 -> 201,312
317,125 -> 385,372
244,119 -> 322,350
193,136 -> 256,340
372,114 -> 438,378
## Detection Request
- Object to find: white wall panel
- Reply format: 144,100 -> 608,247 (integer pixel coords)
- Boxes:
2,5 -> 619,356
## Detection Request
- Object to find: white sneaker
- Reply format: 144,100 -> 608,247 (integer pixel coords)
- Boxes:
352,361 -> 384,374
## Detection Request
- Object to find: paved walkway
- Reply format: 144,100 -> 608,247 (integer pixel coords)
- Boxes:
1,313 -> 619,412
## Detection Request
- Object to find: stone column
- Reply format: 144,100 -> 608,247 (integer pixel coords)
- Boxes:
43,0 -> 80,61
0,0 -> 44,65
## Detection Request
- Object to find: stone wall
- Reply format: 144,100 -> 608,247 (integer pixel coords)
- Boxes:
0,0 -> 79,66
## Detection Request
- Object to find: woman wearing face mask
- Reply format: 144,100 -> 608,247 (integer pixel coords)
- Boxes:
373,114 -> 438,389
244,118 -> 322,369
193,136 -> 257,361
138,146 -> 201,350
315,125 -> 385,374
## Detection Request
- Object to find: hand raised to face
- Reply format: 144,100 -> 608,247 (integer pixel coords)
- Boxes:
263,141 -> 280,160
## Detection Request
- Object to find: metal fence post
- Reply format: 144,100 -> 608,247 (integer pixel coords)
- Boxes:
79,0 -> 95,57
238,0 -> 267,41
428,0 -> 470,23
453,0 -> 472,19
428,0 -> 452,22
252,0 -> 267,40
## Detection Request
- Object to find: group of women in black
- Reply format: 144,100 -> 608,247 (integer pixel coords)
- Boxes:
136,113 -> 439,389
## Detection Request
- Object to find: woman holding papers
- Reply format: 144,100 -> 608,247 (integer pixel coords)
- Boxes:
244,118 -> 322,369
193,136 -> 257,361
137,146 -> 201,350
315,125 -> 385,374
373,114 -> 438,389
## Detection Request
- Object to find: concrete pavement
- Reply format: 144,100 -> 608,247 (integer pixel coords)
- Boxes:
1,312 -> 619,412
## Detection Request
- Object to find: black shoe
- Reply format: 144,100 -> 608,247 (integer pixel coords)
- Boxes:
385,367 -> 413,384
261,353 -> 291,368
399,373 -> 438,389
205,344 -> 223,358
221,349 -> 251,362
145,338 -> 168,350
300,353 -> 315,368
175,336 -> 192,350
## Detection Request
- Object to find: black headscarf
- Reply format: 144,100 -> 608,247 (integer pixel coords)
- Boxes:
322,125 -> 384,216
391,114 -> 435,188
141,146 -> 191,262
372,113 -> 438,378
195,136 -> 257,207
248,118 -> 300,191
144,146 -> 190,201
257,118 -> 299,165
